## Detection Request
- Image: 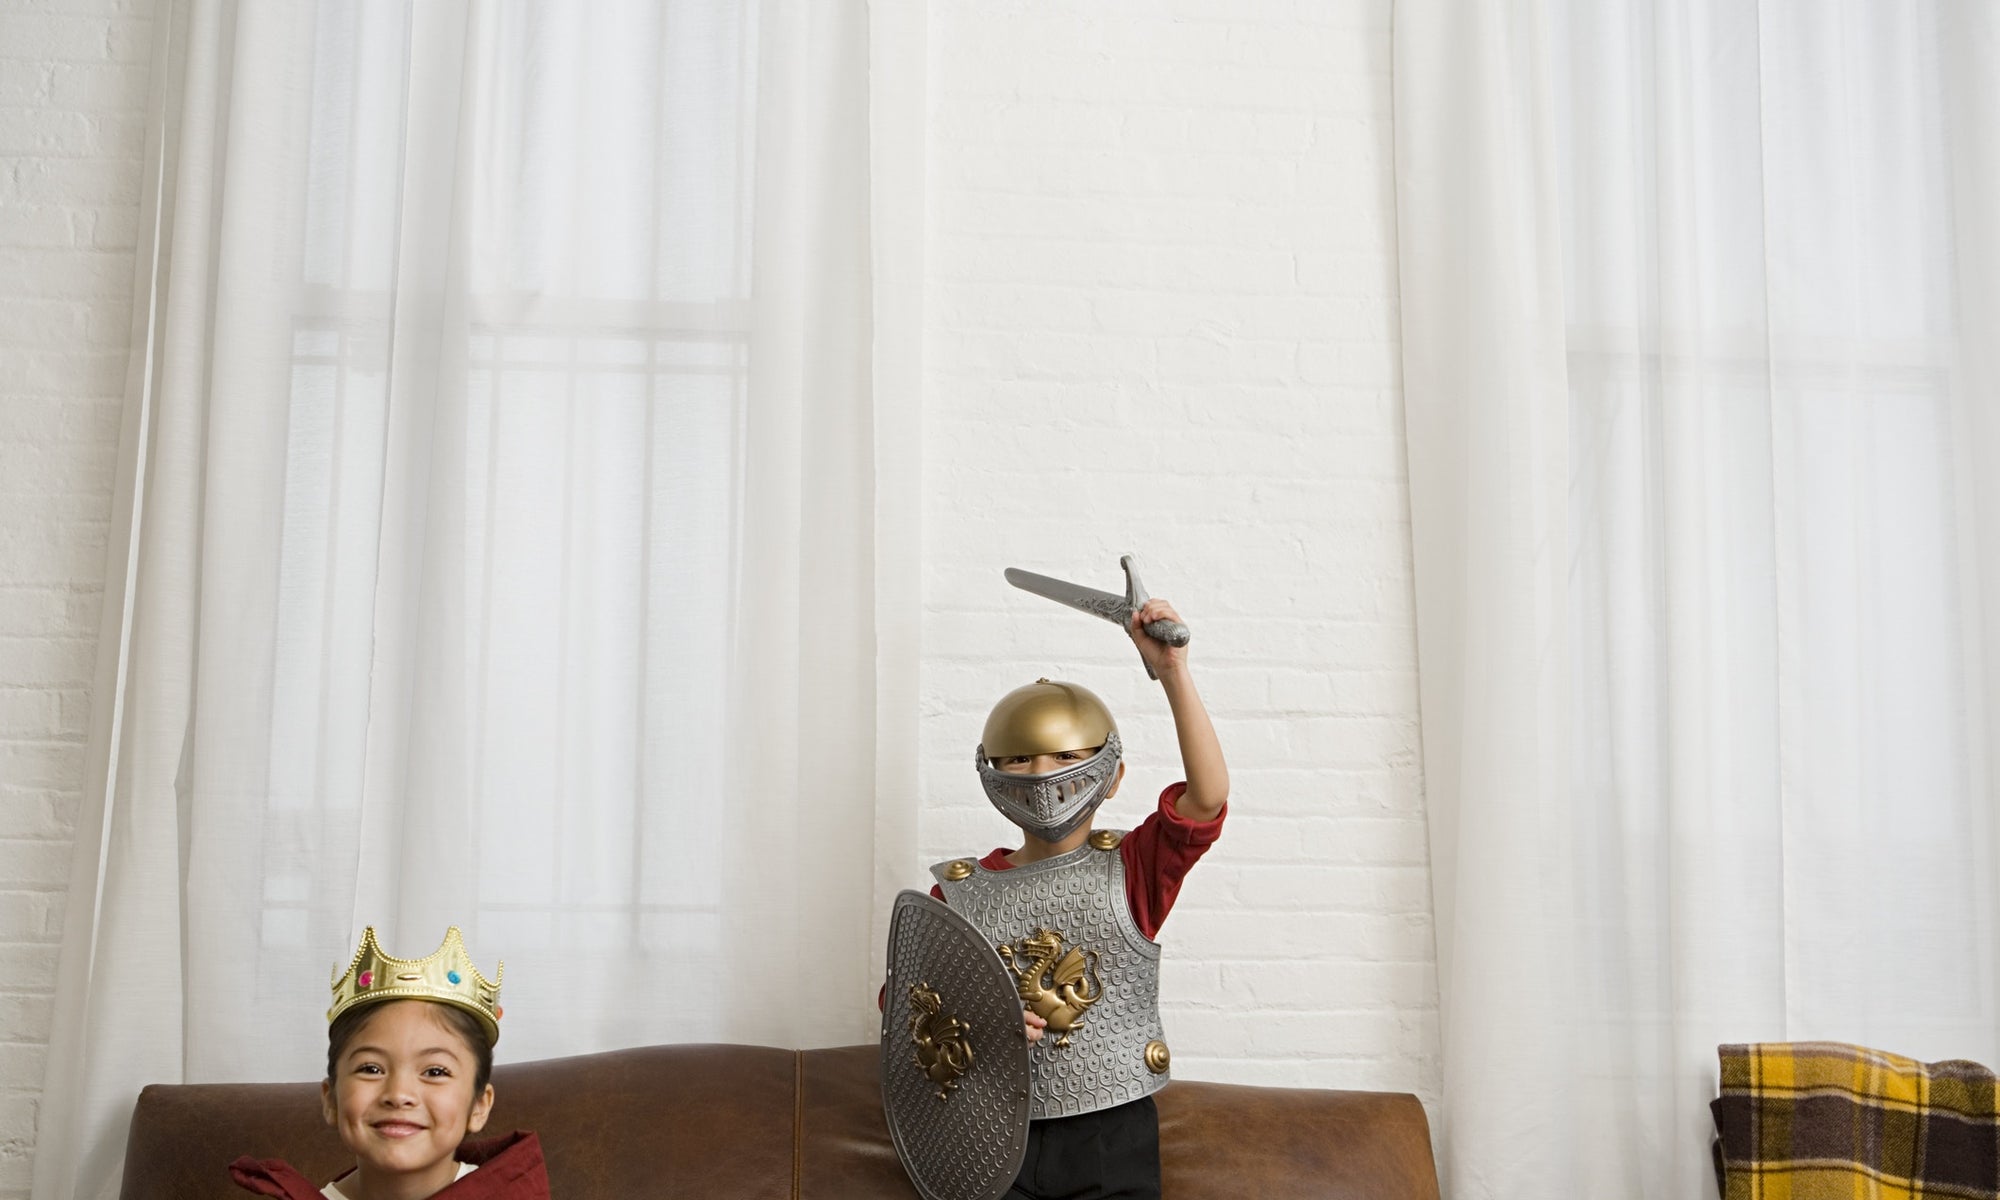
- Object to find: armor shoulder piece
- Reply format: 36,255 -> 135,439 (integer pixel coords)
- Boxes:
930,858 -> 978,886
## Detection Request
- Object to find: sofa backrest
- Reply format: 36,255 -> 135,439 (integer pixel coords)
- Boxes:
121,1042 -> 1439,1198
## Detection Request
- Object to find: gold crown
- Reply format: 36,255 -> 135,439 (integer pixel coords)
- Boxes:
328,926 -> 504,1045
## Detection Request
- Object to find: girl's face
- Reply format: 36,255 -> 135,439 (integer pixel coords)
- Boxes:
321,1000 -> 494,1197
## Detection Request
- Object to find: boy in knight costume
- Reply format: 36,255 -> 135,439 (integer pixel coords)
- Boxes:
928,596 -> 1228,1200
230,927 -> 550,1200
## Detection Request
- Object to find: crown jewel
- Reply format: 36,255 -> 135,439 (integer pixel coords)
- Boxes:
328,926 -> 503,1044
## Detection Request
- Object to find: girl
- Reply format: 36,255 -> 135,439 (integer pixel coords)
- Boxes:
230,927 -> 549,1199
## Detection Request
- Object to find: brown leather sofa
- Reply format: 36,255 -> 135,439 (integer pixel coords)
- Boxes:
119,1043 -> 1439,1198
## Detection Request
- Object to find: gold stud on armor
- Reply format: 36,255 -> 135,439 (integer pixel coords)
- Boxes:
942,859 -> 975,881
1088,830 -> 1122,851
1144,1040 -> 1171,1074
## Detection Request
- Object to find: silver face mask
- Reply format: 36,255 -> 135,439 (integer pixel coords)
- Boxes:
975,730 -> 1123,843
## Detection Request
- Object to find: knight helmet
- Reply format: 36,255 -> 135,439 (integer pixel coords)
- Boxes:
975,679 -> 1122,842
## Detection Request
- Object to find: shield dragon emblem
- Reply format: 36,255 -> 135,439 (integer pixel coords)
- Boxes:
881,891 -> 1031,1200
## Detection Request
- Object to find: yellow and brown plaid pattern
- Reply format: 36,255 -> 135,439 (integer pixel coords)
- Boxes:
1711,1042 -> 1999,1200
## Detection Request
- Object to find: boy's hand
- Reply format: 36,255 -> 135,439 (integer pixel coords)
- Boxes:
1129,598 -> 1189,677
1023,1008 -> 1047,1043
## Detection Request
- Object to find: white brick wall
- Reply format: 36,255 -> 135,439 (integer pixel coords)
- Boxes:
916,0 -> 1439,1108
0,0 -> 1439,1186
0,0 -> 155,1193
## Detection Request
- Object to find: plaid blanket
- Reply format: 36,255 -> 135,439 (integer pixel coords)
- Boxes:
1712,1042 -> 2000,1200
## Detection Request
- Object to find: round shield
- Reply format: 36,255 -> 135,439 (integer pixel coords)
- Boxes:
881,890 -> 1031,1200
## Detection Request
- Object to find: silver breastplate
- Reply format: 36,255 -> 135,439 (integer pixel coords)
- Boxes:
931,835 -> 1169,1119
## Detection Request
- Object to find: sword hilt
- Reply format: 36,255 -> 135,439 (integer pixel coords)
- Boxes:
1123,555 -> 1192,661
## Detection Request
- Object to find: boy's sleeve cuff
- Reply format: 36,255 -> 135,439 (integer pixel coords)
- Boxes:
1156,781 -> 1225,842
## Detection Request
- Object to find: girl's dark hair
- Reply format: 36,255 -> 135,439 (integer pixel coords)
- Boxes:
325,1000 -> 494,1093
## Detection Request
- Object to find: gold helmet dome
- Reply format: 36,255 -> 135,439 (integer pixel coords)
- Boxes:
981,679 -> 1116,759
976,679 -> 1123,842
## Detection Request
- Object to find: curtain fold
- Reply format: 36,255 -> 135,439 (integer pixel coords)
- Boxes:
1392,2 -> 1581,1192
34,3 -> 914,1197
1396,1 -> 2000,1195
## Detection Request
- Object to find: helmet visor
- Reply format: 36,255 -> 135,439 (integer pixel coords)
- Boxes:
975,730 -> 1122,843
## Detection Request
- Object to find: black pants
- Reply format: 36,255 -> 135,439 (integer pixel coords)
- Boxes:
1003,1096 -> 1161,1200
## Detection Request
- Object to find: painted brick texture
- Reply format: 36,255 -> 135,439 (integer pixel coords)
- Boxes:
915,0 -> 1440,1111
0,0 -> 155,1193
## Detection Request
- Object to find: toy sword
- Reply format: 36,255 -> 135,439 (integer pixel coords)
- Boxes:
1004,555 -> 1192,680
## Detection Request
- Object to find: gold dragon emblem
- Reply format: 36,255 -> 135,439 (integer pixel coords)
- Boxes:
998,927 -> 1103,1046
908,982 -> 975,1100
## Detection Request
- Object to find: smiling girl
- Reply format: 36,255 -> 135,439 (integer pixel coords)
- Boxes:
230,927 -> 549,1200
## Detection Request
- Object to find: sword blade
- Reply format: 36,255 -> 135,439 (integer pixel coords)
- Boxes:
1003,568 -> 1133,628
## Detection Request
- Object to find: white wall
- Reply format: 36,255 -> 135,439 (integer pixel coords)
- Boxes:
916,0 -> 1437,1104
0,0 -> 155,1194
0,0 -> 1438,1191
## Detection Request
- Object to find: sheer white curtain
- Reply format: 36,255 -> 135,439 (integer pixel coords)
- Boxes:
1395,2 -> 2000,1196
34,2 -> 920,1197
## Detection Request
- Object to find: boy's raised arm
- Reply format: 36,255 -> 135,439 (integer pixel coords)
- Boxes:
1130,598 -> 1229,822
